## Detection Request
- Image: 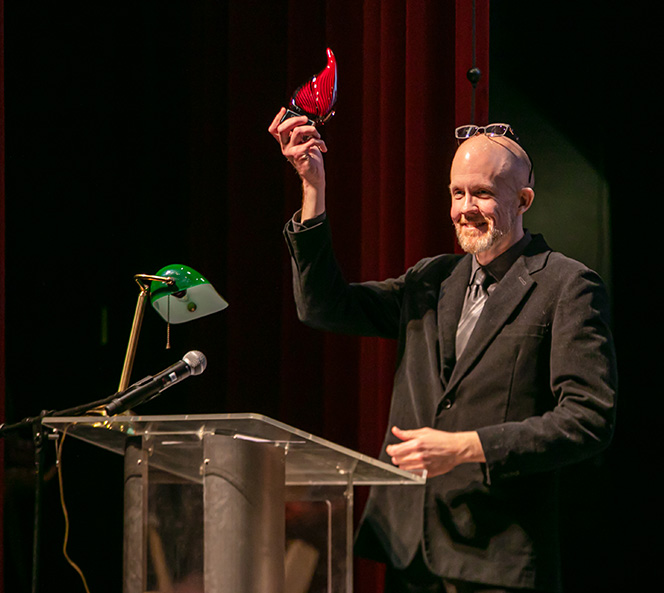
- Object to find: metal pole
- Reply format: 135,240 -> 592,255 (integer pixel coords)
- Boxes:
203,435 -> 285,593
30,419 -> 45,593
123,437 -> 147,593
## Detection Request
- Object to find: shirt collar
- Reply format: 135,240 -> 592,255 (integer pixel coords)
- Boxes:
473,229 -> 532,283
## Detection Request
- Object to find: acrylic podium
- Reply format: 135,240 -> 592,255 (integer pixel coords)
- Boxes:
43,413 -> 425,593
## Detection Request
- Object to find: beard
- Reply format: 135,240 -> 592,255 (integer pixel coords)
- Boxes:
454,209 -> 516,255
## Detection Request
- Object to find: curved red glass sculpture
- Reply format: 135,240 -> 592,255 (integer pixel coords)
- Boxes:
282,48 -> 338,127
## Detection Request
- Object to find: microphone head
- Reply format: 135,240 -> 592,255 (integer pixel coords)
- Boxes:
183,350 -> 207,376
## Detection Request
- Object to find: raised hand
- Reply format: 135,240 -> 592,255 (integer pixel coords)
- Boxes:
268,107 -> 328,220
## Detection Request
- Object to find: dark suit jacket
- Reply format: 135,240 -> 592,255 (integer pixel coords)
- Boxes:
284,217 -> 617,592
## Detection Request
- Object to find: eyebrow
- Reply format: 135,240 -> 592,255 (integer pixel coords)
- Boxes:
448,181 -> 496,193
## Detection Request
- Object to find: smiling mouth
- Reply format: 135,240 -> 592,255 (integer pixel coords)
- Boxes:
460,220 -> 488,233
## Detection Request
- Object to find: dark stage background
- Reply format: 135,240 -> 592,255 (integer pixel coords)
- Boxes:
1,1 -> 660,592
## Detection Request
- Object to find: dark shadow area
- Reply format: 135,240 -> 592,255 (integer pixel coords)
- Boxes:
491,2 -> 661,591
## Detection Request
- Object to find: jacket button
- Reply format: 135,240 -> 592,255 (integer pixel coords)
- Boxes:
437,398 -> 453,414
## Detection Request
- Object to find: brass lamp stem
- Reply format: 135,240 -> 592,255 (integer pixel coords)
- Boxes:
118,274 -> 175,392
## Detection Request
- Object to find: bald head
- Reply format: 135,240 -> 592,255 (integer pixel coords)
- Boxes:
451,134 -> 533,191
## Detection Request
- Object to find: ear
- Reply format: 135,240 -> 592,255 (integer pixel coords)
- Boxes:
517,187 -> 534,215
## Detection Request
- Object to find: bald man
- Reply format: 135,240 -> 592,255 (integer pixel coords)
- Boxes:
271,112 -> 617,593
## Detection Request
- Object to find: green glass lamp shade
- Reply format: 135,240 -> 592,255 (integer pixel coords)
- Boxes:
149,264 -> 228,324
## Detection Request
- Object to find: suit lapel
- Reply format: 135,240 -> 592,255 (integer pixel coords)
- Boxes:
437,255 -> 471,388
445,256 -> 536,395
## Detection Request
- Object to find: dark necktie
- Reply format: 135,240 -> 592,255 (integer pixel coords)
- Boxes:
456,268 -> 491,357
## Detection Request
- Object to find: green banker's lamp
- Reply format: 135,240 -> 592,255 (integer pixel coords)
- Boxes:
118,264 -> 228,392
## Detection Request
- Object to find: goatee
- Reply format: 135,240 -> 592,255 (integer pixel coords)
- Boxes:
454,217 -> 505,254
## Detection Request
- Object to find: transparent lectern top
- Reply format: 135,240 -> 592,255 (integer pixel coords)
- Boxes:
43,413 -> 426,486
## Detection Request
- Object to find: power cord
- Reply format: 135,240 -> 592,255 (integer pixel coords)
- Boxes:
56,429 -> 92,593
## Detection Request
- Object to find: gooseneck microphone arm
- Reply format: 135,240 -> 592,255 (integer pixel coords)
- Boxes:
103,350 -> 207,415
0,350 -> 208,432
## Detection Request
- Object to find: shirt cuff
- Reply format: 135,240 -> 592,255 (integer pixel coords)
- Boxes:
291,209 -> 327,232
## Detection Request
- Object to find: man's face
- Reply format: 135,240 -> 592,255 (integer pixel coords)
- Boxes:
449,137 -> 527,263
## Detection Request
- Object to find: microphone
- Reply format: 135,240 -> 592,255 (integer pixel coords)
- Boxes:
104,350 -> 207,415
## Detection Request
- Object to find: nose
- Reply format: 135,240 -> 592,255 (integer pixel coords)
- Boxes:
451,191 -> 481,223
457,191 -> 480,215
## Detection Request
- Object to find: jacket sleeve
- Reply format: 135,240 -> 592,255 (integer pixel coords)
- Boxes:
283,214 -> 404,339
476,262 -> 618,480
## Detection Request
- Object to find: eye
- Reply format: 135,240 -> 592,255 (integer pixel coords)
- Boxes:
475,188 -> 494,198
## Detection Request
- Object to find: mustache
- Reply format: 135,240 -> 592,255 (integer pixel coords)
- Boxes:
458,213 -> 492,226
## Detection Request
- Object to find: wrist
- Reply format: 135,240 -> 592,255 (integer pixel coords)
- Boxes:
458,431 -> 486,464
301,181 -> 326,221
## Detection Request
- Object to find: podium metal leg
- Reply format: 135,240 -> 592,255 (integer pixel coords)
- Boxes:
123,437 -> 147,593
203,435 -> 285,593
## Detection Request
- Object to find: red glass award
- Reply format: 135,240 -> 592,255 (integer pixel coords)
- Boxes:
281,48 -> 338,127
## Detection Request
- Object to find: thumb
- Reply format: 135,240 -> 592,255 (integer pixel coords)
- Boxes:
391,426 -> 416,441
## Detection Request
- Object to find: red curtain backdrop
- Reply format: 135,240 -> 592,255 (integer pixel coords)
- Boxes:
220,0 -> 488,447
